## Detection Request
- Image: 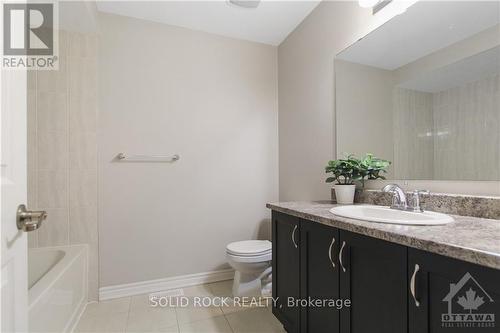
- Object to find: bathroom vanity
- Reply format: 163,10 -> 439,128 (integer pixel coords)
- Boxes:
268,201 -> 500,333
273,1 -> 500,330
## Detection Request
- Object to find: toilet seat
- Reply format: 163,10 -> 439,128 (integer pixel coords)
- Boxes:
227,252 -> 271,263
226,240 -> 271,257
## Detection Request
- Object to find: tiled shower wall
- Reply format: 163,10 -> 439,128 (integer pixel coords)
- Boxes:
393,74 -> 500,181
27,30 -> 99,300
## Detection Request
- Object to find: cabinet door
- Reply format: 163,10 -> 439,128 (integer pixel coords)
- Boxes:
409,249 -> 500,333
272,211 -> 301,333
339,230 -> 408,333
300,221 -> 340,333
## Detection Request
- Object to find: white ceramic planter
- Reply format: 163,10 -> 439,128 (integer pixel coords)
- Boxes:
334,184 -> 356,205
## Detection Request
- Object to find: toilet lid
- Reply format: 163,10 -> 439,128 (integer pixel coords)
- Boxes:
226,240 -> 271,256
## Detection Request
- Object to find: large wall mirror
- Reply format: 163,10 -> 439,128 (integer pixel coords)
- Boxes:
335,1 -> 500,182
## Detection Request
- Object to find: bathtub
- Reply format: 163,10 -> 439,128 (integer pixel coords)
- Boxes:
28,245 -> 88,333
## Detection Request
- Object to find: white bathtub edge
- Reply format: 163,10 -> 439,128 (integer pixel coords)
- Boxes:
65,294 -> 88,333
29,244 -> 88,308
29,244 -> 88,333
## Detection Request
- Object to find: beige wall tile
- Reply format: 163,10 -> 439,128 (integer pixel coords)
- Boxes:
69,94 -> 97,132
37,170 -> 68,208
37,208 -> 69,246
70,132 -> 97,170
29,29 -> 99,304
37,92 -> 67,132
68,57 -> 97,97
27,167 -> 37,208
27,90 -> 37,208
69,205 -> 98,243
68,32 -> 98,58
70,171 -> 98,206
68,32 -> 87,58
28,71 -> 37,90
36,57 -> 67,93
37,131 -> 68,170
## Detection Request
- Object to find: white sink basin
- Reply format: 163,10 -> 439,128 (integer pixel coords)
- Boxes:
330,205 -> 454,226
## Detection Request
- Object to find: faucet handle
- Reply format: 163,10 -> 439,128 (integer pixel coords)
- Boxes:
410,190 -> 430,212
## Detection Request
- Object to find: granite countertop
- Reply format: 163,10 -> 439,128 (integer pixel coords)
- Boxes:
267,201 -> 500,270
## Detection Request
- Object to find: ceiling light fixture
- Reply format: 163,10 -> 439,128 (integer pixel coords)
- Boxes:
228,0 -> 261,9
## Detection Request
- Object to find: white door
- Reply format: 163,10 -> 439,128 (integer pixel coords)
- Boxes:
1,67 -> 28,330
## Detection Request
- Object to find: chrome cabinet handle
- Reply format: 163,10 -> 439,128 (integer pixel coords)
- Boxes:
339,241 -> 346,272
291,225 -> 298,248
410,264 -> 420,307
328,236 -> 336,269
16,204 -> 47,232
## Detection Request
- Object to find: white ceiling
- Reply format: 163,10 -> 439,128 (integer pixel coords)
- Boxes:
95,1 -> 320,46
337,1 -> 500,70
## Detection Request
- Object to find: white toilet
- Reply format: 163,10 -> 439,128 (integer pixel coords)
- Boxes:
226,240 -> 272,297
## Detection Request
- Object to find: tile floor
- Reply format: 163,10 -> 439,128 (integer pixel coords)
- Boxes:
74,280 -> 286,333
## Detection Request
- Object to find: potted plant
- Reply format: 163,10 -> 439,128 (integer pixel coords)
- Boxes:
325,153 -> 390,204
357,153 -> 391,187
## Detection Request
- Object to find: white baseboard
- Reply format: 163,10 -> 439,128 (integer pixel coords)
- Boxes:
99,269 -> 235,301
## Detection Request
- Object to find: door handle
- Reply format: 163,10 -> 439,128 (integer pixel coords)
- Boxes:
291,225 -> 298,248
410,264 -> 420,307
16,204 -> 47,232
328,236 -> 336,269
339,241 -> 347,272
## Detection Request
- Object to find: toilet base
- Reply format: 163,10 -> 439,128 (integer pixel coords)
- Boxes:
232,271 -> 263,297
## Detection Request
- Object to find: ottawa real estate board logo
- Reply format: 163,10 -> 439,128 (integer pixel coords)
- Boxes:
2,2 -> 58,69
441,272 -> 495,329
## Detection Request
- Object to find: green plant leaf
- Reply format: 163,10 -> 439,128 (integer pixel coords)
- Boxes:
324,153 -> 391,186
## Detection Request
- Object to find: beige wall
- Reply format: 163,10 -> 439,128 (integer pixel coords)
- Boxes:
277,1 -> 402,201
27,30 -> 99,301
98,13 -> 278,287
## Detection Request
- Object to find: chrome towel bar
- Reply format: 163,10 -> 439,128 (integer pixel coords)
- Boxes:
116,153 -> 180,162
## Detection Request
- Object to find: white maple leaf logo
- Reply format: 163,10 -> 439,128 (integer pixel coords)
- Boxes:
457,288 -> 485,313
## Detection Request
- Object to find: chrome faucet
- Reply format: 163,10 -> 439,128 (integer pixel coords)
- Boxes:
382,184 -> 430,213
382,184 -> 408,210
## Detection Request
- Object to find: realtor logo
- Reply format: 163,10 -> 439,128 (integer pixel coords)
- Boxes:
441,272 -> 495,328
2,2 -> 58,69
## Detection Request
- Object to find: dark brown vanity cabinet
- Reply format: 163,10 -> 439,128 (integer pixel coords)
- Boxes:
272,211 -> 301,333
339,230 -> 408,333
408,249 -> 500,333
272,211 -> 500,333
300,221 -> 340,333
272,211 -> 409,333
